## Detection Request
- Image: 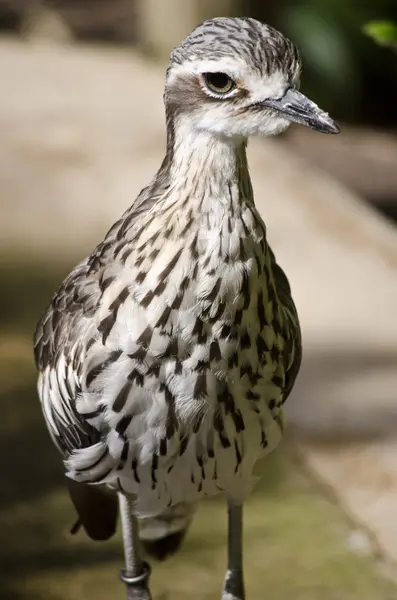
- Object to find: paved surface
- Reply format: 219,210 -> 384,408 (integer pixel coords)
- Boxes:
281,125 -> 397,205
1,37 -> 397,567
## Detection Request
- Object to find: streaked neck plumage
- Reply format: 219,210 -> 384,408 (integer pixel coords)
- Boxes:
117,107 -> 263,253
154,110 -> 254,221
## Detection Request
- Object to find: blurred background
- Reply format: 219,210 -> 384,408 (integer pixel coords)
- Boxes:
1,1 -> 397,599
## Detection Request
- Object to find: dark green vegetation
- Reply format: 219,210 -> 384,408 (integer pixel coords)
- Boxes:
247,0 -> 397,127
364,20 -> 397,49
1,258 -> 396,599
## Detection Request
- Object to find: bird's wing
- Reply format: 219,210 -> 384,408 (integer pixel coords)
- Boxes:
34,182 -> 159,457
34,258 -> 105,456
34,184 -> 160,540
34,256 -> 123,541
272,260 -> 302,404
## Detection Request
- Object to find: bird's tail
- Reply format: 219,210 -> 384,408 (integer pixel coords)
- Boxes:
138,501 -> 198,560
67,480 -> 197,560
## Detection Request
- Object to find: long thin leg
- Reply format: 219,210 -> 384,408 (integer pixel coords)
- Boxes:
118,492 -> 152,600
222,500 -> 245,600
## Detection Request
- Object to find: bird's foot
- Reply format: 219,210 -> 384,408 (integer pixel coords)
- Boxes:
120,561 -> 152,600
221,569 -> 245,600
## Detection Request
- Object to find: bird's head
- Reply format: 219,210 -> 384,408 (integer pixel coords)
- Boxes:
165,17 -> 339,140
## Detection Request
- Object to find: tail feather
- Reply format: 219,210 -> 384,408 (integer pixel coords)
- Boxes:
67,480 -> 197,560
141,530 -> 187,561
67,479 -> 118,541
138,501 -> 198,560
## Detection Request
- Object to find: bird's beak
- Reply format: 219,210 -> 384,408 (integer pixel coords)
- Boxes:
262,88 -> 340,134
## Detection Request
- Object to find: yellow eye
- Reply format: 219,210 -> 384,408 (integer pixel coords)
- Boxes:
203,72 -> 235,95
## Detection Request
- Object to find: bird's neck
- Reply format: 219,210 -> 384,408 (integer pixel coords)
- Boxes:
156,114 -> 254,217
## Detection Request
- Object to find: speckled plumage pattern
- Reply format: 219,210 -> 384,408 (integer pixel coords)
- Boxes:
34,142 -> 300,509
34,16 -> 304,580
171,17 -> 300,78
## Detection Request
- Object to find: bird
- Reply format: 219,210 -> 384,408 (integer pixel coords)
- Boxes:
33,16 -> 339,600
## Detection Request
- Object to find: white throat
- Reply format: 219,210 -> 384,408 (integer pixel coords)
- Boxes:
166,115 -> 253,215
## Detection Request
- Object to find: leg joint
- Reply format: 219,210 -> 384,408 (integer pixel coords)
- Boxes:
120,561 -> 151,586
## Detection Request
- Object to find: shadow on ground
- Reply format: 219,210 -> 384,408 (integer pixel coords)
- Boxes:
0,258 -> 123,599
1,258 -> 396,600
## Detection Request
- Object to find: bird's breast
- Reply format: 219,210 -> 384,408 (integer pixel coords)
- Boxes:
71,217 -> 295,510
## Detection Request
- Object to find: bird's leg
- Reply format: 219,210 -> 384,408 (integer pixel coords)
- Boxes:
222,500 -> 245,600
118,492 -> 152,600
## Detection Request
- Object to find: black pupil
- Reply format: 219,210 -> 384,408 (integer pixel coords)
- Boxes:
206,72 -> 230,90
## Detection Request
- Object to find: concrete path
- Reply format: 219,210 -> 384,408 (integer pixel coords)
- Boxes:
1,37 -> 397,567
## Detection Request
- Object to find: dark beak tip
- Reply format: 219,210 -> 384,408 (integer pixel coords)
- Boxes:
325,121 -> 341,135
262,89 -> 340,135
313,115 -> 340,135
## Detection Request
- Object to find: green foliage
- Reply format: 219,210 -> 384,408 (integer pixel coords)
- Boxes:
363,20 -> 397,48
277,1 -> 365,119
250,0 -> 397,124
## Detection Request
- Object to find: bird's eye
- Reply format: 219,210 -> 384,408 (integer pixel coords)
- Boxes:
202,72 -> 235,95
